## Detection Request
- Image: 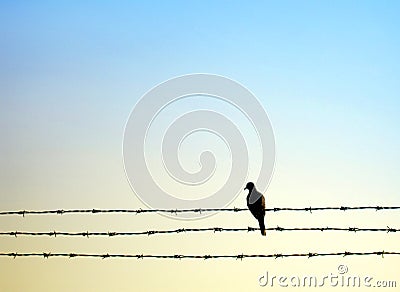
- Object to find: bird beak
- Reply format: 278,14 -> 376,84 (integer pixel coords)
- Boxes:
244,187 -> 247,190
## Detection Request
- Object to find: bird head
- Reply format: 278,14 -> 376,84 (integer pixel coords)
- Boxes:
244,182 -> 255,191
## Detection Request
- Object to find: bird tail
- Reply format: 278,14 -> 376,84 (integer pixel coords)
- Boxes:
258,218 -> 266,236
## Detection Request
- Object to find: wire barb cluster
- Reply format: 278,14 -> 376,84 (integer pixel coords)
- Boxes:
0,251 -> 398,260
1,226 -> 400,238
0,206 -> 399,216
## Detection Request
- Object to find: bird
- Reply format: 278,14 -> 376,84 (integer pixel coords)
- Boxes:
244,182 -> 266,236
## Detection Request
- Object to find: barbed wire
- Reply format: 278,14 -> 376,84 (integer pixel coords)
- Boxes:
0,251 -> 399,259
1,226 -> 399,237
0,206 -> 399,217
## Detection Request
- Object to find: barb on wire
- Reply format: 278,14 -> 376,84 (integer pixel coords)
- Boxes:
0,251 -> 398,259
0,206 -> 399,216
1,226 -> 400,238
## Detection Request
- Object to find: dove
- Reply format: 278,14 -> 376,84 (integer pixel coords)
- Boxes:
244,182 -> 266,236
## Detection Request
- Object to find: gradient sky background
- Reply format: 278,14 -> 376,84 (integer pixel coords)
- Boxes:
1,1 -> 400,291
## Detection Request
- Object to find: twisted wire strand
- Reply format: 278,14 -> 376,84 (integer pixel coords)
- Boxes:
1,226 -> 400,237
0,206 -> 399,216
0,251 -> 398,259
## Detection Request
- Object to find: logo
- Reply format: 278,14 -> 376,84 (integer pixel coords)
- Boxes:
123,74 -> 275,219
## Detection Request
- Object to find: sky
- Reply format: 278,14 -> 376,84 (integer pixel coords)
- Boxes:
1,1 -> 400,291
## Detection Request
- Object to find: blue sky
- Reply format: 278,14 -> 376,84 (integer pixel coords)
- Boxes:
2,1 -> 399,205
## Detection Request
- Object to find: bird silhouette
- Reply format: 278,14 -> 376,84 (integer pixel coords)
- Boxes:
244,182 -> 266,236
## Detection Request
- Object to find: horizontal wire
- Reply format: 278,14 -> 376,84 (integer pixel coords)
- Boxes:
1,226 -> 400,237
0,251 -> 398,259
0,206 -> 399,216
